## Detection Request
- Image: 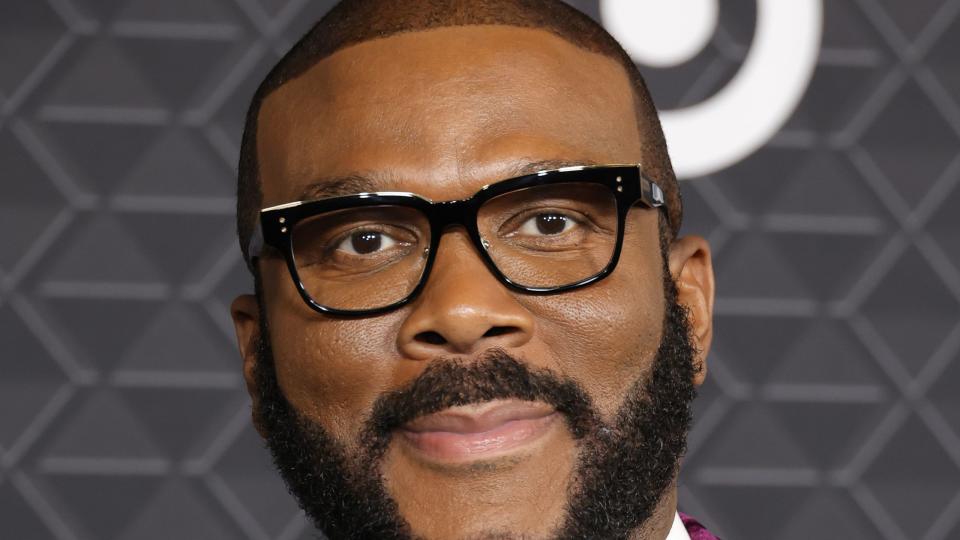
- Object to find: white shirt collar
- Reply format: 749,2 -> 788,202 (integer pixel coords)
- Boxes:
666,512 -> 691,540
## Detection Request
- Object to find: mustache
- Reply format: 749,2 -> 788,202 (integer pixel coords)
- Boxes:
361,349 -> 600,456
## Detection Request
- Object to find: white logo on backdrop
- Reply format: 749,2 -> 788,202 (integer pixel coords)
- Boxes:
600,0 -> 823,178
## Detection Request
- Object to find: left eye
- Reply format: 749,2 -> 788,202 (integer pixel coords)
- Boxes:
517,213 -> 577,236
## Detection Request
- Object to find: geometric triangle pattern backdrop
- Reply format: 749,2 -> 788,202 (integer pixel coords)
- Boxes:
1,1 -> 959,538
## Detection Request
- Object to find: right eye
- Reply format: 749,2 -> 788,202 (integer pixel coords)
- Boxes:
291,205 -> 429,273
335,230 -> 399,255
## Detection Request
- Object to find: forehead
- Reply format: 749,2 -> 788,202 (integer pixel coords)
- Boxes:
256,25 -> 642,205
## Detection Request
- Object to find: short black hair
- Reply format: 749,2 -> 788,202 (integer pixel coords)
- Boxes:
237,0 -> 682,267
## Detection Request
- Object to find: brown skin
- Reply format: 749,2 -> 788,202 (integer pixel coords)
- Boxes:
232,26 -> 714,539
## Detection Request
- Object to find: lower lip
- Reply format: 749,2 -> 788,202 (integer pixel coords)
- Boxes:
398,413 -> 561,464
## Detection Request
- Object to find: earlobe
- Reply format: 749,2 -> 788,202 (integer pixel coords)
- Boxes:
667,235 -> 715,387
231,293 -> 268,438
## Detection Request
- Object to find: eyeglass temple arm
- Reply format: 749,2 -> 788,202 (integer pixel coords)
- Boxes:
247,223 -> 264,267
638,169 -> 666,208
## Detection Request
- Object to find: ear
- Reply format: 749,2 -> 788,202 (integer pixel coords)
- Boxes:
231,293 -> 268,439
667,235 -> 714,387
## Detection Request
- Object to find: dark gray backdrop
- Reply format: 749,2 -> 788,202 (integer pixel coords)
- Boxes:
2,1 -> 959,539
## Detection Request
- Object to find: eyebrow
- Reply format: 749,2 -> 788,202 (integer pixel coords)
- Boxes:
507,158 -> 602,177
295,158 -> 605,202
297,175 -> 383,201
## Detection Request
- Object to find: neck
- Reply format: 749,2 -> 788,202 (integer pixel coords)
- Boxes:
627,486 -> 678,540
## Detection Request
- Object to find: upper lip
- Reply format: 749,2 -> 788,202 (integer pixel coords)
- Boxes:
401,400 -> 557,434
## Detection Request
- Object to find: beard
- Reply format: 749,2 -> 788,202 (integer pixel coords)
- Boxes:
252,267 -> 699,540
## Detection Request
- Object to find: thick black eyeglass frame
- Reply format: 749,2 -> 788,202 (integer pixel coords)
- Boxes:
247,164 -> 665,316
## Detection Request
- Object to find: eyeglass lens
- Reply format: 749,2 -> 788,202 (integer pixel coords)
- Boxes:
290,182 -> 618,311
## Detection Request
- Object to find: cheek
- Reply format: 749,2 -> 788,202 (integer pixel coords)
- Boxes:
518,217 -> 664,418
262,261 -> 406,441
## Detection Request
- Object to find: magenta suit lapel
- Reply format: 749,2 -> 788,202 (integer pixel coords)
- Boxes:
679,512 -> 720,540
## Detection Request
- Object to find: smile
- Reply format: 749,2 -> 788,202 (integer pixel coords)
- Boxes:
396,400 -> 561,464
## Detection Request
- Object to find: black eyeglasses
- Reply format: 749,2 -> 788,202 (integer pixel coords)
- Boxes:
248,164 -> 665,316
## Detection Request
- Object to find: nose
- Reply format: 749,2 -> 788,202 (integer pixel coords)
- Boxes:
397,230 -> 535,359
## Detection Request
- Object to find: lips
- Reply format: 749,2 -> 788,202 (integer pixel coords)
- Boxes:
397,400 -> 560,463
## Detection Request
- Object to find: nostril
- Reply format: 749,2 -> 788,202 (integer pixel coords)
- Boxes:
483,326 -> 517,338
415,331 -> 447,345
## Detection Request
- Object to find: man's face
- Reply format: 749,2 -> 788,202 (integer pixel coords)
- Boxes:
232,25 -> 713,539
